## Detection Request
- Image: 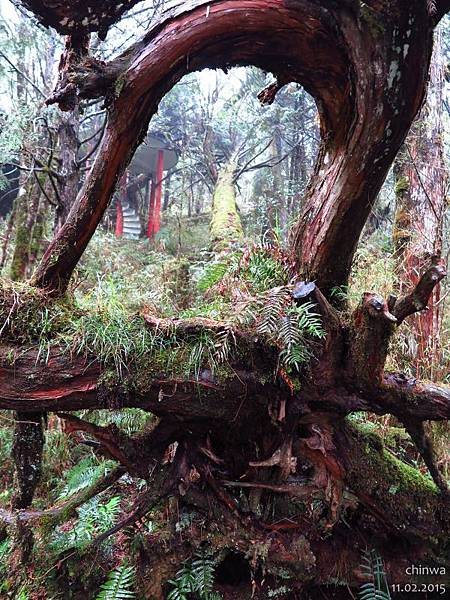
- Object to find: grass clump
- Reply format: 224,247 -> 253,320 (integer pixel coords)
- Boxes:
0,278 -> 72,348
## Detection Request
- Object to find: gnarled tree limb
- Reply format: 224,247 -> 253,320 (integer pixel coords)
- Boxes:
0,465 -> 125,526
391,258 -> 447,324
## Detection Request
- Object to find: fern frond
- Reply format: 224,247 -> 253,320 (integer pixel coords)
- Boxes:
96,564 -> 136,600
57,456 -> 115,500
256,286 -> 291,337
358,549 -> 391,600
49,495 -> 122,555
191,551 -> 215,596
96,496 -> 122,530
167,550 -> 223,600
89,408 -> 151,435
167,567 -> 195,600
214,324 -> 236,363
197,261 -> 229,292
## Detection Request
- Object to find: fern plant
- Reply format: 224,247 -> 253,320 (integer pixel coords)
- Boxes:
256,287 -> 291,337
57,456 -> 116,501
214,324 -> 236,364
96,563 -> 136,600
197,260 -> 231,292
80,408 -> 152,436
49,495 -> 121,554
167,550 -> 223,600
257,296 -> 325,373
358,549 -> 391,600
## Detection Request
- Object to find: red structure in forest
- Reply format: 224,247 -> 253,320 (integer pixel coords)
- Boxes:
115,200 -> 123,237
115,136 -> 177,240
148,149 -> 165,238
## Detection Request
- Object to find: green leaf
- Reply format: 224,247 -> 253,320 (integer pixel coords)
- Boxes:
96,564 -> 136,600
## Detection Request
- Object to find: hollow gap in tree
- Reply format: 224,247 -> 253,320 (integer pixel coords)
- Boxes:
99,65 -> 319,254
215,551 -> 252,587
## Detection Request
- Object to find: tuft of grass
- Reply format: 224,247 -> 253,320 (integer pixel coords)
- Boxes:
61,278 -> 155,377
0,278 -> 72,355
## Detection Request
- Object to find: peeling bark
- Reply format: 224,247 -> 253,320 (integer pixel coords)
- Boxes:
55,108 -> 81,228
3,0 -> 450,591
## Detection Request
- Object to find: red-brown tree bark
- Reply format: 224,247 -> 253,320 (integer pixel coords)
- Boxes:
393,29 -> 447,378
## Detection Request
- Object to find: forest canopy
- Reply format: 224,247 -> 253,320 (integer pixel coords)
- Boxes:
0,1 -> 450,599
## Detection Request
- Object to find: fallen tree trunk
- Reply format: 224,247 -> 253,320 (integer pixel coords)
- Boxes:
1,269 -> 449,565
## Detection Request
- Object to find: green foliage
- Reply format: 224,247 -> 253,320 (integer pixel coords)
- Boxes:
1,239 -> 319,383
78,235 -> 179,314
349,243 -> 396,310
197,260 -> 231,293
256,289 -> 325,372
56,455 -> 116,501
0,539 -> 11,577
0,424 -> 12,465
196,243 -> 292,296
256,286 -> 291,336
329,285 -> 350,303
191,252 -> 325,376
187,330 -> 219,379
167,550 -> 223,600
49,495 -> 121,554
277,303 -> 325,372
96,564 -> 136,600
82,408 -> 152,436
64,278 -> 154,377
358,550 -> 391,600
0,103 -> 37,162
243,246 -> 292,292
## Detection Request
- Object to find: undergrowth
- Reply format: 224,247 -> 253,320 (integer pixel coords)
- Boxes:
95,563 -> 136,599
0,240 -> 325,381
47,494 -> 122,554
167,549 -> 223,600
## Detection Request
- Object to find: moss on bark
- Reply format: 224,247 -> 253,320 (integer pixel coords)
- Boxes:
9,192 -> 31,282
342,421 -> 448,545
210,161 -> 243,251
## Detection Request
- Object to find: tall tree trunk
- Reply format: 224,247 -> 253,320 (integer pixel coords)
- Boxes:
210,159 -> 243,251
9,184 -> 40,281
28,194 -> 49,270
393,29 -> 446,378
9,411 -> 44,567
55,109 -> 81,230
